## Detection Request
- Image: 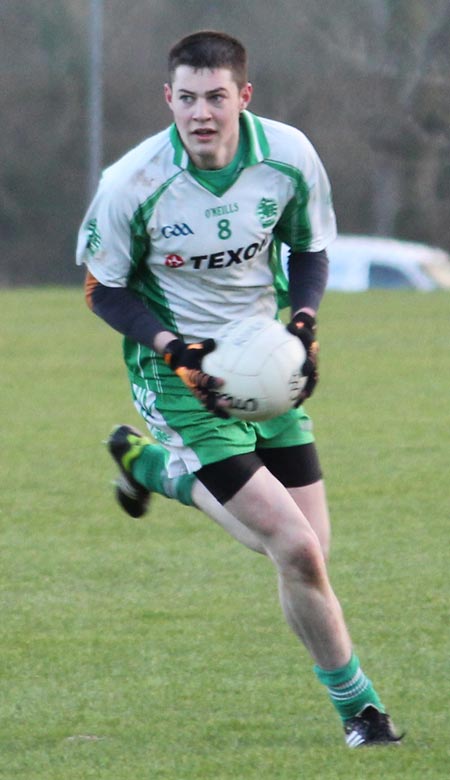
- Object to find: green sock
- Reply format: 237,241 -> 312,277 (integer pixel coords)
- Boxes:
131,443 -> 195,507
314,653 -> 384,722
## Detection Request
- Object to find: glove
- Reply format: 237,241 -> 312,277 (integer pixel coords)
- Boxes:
286,312 -> 319,403
163,338 -> 229,417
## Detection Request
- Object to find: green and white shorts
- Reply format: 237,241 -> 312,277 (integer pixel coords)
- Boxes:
131,382 -> 315,479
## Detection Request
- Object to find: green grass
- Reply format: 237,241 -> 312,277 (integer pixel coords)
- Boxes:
1,288 -> 449,779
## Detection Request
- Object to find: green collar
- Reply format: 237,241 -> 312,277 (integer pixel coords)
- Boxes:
169,110 -> 270,170
186,134 -> 245,196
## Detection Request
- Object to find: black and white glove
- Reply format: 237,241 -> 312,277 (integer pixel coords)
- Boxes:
163,338 -> 229,417
286,312 -> 319,404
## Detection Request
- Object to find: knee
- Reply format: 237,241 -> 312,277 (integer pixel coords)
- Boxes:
274,531 -> 326,586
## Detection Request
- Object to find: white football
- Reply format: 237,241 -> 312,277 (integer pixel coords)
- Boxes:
202,315 -> 307,421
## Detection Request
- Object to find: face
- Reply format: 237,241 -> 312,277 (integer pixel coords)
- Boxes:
164,66 -> 252,170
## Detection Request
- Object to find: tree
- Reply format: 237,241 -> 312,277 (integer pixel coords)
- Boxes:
1,0 -> 449,286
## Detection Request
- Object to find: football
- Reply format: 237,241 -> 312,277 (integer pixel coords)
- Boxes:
202,315 -> 307,421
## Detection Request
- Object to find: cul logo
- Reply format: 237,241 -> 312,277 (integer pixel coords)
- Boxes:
256,198 -> 278,228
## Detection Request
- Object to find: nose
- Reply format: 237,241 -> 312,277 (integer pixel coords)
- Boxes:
192,98 -> 212,121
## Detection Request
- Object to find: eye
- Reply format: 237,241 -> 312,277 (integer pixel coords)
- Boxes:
179,94 -> 194,104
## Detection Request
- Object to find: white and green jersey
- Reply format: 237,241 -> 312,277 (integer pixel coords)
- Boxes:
77,110 -> 336,390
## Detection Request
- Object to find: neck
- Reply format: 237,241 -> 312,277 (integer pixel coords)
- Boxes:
190,138 -> 240,171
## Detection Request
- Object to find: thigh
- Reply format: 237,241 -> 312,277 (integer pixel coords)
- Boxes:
254,412 -> 330,559
289,480 -> 331,561
224,465 -> 315,546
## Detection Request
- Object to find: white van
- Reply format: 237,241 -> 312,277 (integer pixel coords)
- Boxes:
282,235 -> 450,291
328,235 -> 450,291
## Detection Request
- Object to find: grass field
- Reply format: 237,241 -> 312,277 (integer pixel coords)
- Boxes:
1,288 -> 449,779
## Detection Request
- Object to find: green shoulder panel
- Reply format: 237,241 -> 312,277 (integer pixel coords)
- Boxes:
265,159 -> 312,251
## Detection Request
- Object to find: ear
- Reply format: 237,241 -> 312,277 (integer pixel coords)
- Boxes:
164,83 -> 173,108
239,82 -> 253,111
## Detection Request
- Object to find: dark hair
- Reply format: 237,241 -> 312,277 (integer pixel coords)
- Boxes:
168,31 -> 248,88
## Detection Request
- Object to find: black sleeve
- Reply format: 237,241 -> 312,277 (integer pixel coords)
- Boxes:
288,249 -> 329,314
91,282 -> 168,349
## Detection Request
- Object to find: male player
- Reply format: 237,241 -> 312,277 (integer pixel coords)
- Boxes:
76,30 -> 402,747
